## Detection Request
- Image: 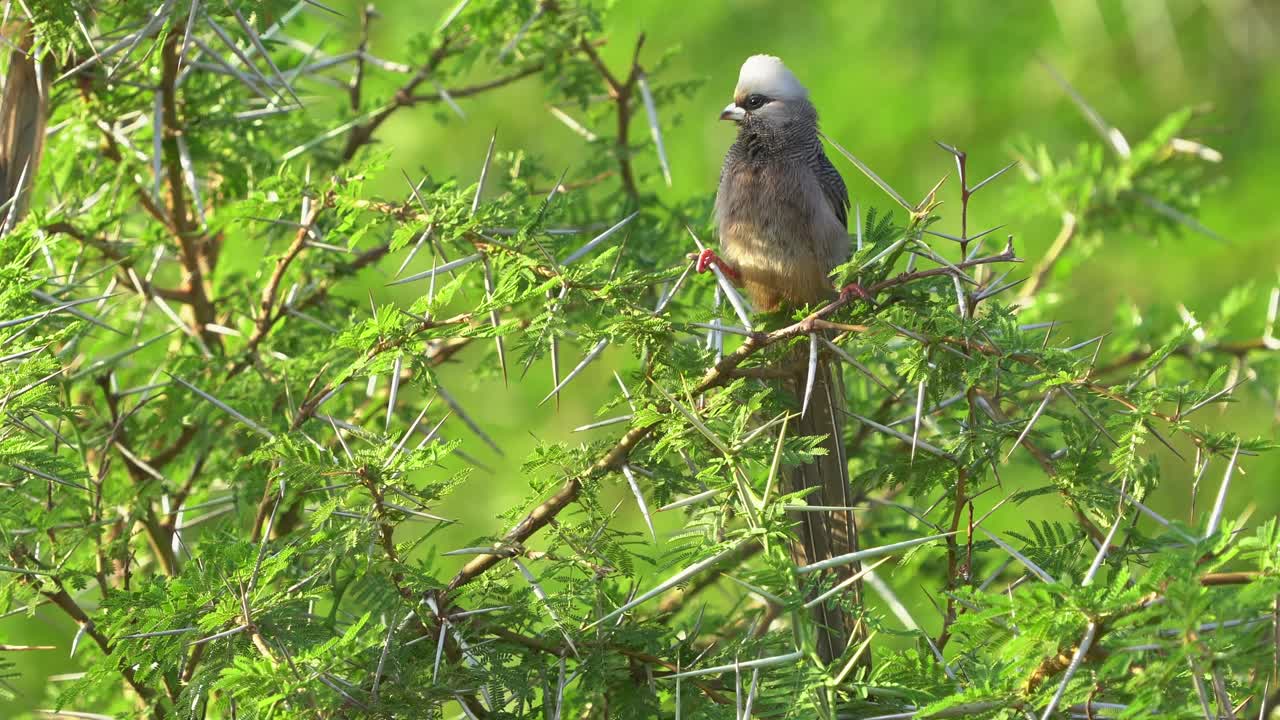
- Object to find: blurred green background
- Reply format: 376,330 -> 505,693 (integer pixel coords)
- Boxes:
6,0 -> 1280,714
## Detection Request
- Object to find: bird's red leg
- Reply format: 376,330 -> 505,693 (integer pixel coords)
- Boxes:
838,281 -> 875,304
690,248 -> 741,283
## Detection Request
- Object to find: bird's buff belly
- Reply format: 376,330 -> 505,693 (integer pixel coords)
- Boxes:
721,223 -> 835,310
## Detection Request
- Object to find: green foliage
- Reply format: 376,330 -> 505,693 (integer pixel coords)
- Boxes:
1,2 -> 1277,719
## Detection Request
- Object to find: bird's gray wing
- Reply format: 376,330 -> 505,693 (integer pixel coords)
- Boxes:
812,147 -> 849,230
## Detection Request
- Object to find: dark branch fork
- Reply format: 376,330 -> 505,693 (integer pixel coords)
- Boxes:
578,33 -> 648,204
159,33 -> 220,349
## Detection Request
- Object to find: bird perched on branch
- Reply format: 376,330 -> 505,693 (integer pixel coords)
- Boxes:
701,55 -> 867,668
701,54 -> 854,310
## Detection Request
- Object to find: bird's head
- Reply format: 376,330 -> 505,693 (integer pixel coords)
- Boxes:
720,55 -> 811,125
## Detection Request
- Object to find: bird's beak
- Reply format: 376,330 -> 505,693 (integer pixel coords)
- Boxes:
720,102 -> 745,122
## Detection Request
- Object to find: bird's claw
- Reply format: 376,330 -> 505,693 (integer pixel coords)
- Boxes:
691,248 -> 718,273
690,249 -> 740,282
838,281 -> 875,304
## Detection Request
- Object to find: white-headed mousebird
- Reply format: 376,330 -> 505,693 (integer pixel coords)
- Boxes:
698,55 -> 868,668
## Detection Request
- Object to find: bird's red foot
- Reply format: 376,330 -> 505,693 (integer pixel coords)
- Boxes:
690,249 -> 741,282
838,281 -> 875,304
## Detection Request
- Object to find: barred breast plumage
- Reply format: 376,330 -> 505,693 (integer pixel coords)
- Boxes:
715,109 -> 850,311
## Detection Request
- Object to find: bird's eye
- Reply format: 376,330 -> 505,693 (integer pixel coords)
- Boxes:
744,94 -> 767,110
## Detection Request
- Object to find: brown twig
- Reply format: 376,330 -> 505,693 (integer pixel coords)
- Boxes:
577,34 -> 646,204
42,222 -> 194,304
349,6 -> 373,112
96,379 -> 179,578
341,31 -> 463,162
1199,571 -> 1261,586
343,33 -> 600,162
529,169 -> 616,196
406,63 -> 549,104
159,34 -> 219,348
227,196 -> 327,379
1019,210 -> 1077,303
353,464 -> 453,685
7,549 -> 162,712
936,463 -> 971,651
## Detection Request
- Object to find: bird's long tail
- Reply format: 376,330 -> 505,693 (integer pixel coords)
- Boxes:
785,340 -> 868,668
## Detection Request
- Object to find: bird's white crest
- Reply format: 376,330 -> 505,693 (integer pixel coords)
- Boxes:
734,55 -> 807,101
